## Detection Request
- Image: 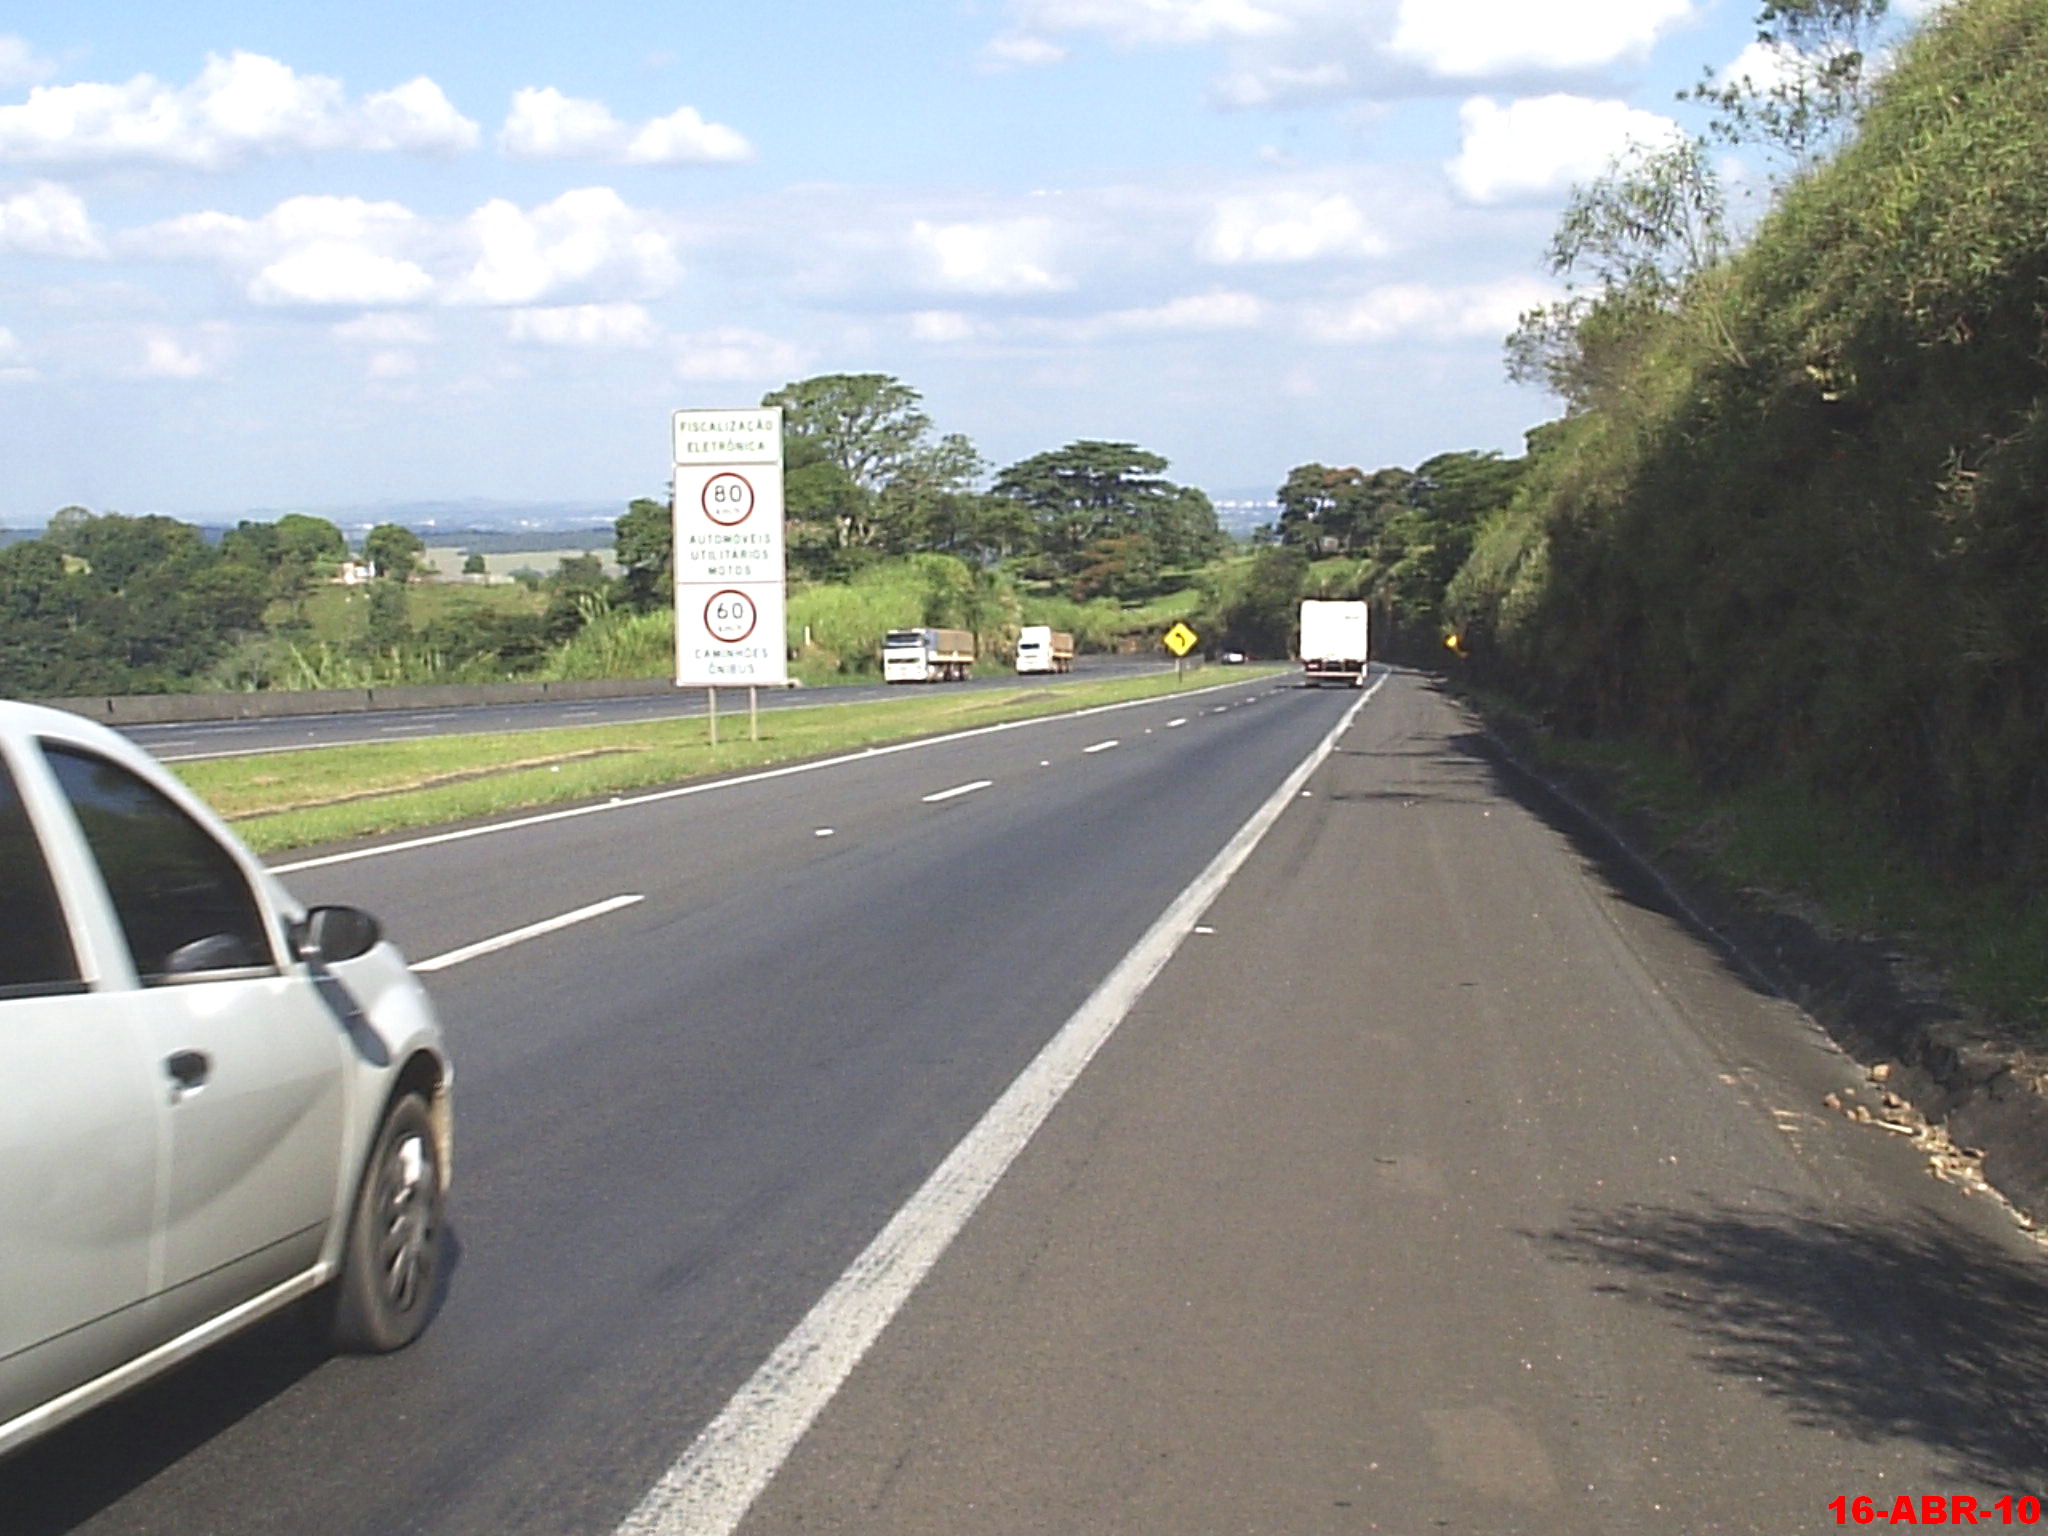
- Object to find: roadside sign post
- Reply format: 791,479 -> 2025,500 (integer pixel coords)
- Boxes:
1163,621 -> 1199,681
672,408 -> 787,744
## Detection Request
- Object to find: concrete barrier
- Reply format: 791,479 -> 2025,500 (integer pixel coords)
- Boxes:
42,676 -> 680,726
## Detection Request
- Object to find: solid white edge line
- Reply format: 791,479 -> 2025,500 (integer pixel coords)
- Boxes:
270,676 -> 1264,875
412,894 -> 644,973
613,671 -> 1387,1536
921,780 -> 993,804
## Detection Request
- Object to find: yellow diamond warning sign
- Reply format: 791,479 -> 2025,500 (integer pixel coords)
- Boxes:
1163,622 -> 1199,657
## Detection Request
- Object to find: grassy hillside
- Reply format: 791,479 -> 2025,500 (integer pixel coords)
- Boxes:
1449,0 -> 2048,886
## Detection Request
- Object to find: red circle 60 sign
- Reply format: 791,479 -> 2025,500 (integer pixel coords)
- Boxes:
704,589 -> 758,643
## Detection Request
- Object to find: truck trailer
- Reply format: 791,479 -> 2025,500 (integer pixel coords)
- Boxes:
1014,625 -> 1075,675
883,627 -> 975,683
1298,600 -> 1370,687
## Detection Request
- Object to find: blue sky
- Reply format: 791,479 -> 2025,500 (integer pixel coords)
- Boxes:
0,0 -> 1940,521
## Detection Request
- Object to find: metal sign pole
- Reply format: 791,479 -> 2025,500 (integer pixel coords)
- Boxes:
708,686 -> 718,747
749,685 -> 759,742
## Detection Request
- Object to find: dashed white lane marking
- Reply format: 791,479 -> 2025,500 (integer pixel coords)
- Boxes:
1083,740 -> 1119,754
612,672 -> 1388,1536
815,829 -> 836,838
1166,718 -> 1188,729
413,894 -> 644,973
922,780 -> 993,804
271,676 -> 1258,874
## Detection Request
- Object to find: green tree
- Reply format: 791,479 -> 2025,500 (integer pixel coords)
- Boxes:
764,373 -> 934,494
1202,546 -> 1310,658
613,496 -> 672,608
1684,0 -> 1893,173
991,440 -> 1214,590
1505,135 -> 1739,412
274,513 -> 347,569
462,551 -> 488,576
363,523 -> 424,582
365,579 -> 410,652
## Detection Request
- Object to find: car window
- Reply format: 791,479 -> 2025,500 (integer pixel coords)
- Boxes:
0,754 -> 85,999
41,743 -> 276,986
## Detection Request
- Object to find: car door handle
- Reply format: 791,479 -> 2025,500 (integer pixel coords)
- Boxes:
165,1050 -> 211,1092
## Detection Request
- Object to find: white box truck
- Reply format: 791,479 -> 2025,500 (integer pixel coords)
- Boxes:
1298,600 -> 1370,687
883,627 -> 975,683
1015,625 -> 1075,674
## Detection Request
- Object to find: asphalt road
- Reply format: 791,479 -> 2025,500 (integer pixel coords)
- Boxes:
8,670 -> 2045,1535
121,656 -> 1180,761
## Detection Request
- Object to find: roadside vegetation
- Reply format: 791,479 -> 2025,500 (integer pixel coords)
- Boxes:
1448,0 -> 2048,1030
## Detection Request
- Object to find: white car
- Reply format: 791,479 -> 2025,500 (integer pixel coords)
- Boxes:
0,699 -> 452,1458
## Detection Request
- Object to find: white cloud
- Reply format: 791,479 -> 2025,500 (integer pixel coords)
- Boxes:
358,77 -> 481,154
1213,61 -> 1351,109
910,310 -> 988,343
0,52 -> 480,169
0,36 -> 54,89
0,180 -> 103,257
1101,289 -> 1266,331
127,324 -> 232,379
625,106 -> 753,165
1199,189 -> 1388,263
996,0 -> 1701,108
250,243 -> 434,306
499,86 -> 752,164
1004,0 -> 1290,48
909,217 -> 1071,294
1387,0 -> 1694,77
506,301 -> 659,348
1312,277 -> 1557,342
366,350 -> 418,380
453,187 -> 682,306
129,188 -> 680,311
673,326 -> 808,382
979,33 -> 1071,70
1449,95 -> 1682,204
137,195 -> 433,306
331,312 -> 435,346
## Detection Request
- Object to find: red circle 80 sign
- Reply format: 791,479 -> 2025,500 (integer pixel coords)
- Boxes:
701,473 -> 755,526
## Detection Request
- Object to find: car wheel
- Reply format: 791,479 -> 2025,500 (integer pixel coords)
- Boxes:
331,1093 -> 444,1352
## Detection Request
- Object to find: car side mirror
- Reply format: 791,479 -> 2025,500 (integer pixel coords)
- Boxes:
295,905 -> 382,965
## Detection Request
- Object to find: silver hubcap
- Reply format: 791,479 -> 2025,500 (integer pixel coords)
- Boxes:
377,1133 -> 436,1312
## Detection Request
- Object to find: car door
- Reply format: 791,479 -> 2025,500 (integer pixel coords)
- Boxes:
39,740 -> 350,1338
0,748 -> 162,1439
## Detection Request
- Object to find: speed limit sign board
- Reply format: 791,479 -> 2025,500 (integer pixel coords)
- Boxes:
672,406 -> 787,687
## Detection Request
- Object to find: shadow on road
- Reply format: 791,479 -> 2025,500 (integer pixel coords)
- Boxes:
1537,1199 -> 2048,1487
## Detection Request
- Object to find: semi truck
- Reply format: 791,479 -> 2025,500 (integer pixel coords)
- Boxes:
882,627 -> 975,683
1298,600 -> 1370,687
1014,625 -> 1075,675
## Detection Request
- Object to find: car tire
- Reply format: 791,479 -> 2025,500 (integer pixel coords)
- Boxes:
329,1093 -> 444,1353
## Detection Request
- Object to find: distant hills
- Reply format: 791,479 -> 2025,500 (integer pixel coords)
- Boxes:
6,492 -> 1279,545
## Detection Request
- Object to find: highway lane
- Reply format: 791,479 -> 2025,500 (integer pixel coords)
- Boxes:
740,674 -> 2048,1535
122,656 -> 1182,761
16,668 -> 2041,1535
1,670 -> 1334,1536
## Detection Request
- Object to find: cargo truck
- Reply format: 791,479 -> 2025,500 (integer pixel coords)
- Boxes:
883,627 -> 975,683
1298,600 -> 1370,687
1014,625 -> 1075,675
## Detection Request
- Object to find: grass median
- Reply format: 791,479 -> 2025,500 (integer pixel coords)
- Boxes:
183,667 -> 1286,857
